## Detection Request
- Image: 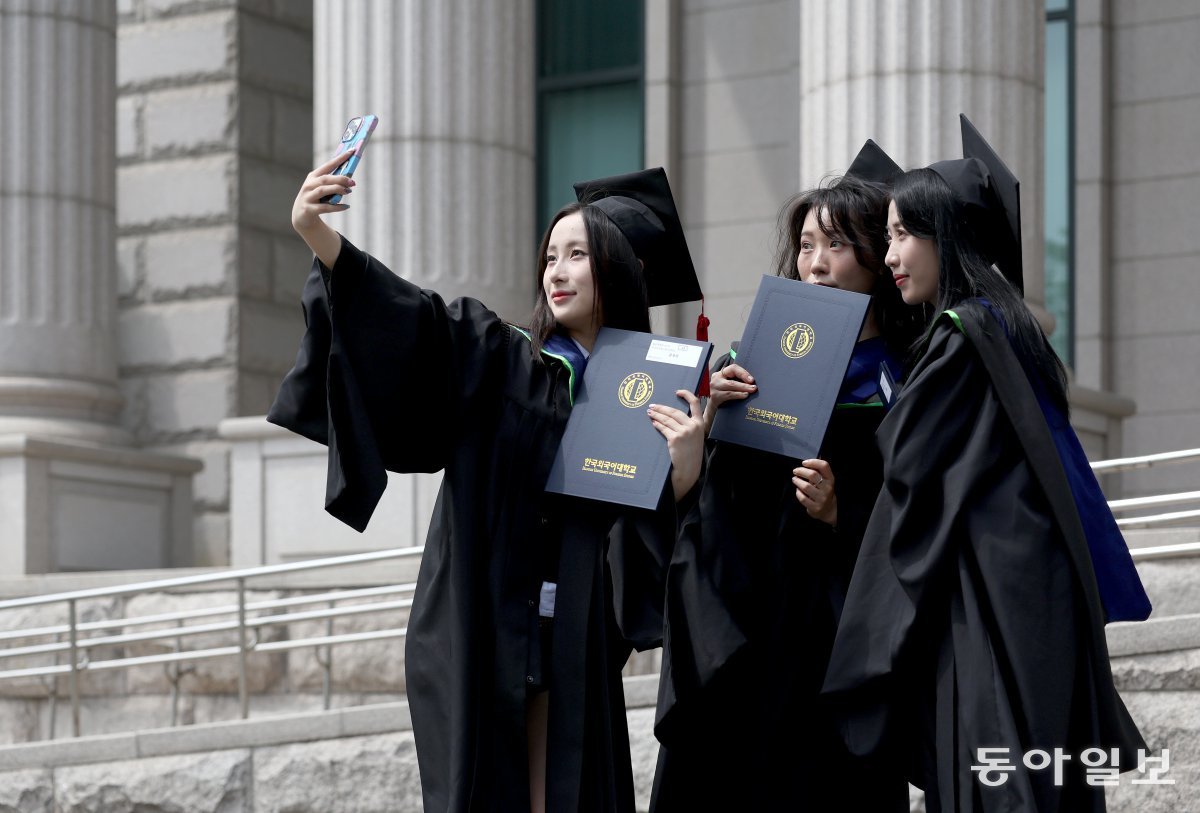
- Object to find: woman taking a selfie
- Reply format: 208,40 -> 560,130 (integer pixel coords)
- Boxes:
270,154 -> 706,813
822,117 -> 1151,813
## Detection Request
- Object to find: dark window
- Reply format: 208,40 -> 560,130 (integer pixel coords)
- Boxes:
536,0 -> 645,230
1045,0 -> 1074,364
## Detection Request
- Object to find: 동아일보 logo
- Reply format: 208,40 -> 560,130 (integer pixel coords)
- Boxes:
781,322 -> 815,359
618,372 -> 654,408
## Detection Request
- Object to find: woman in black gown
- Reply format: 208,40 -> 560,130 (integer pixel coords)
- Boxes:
651,143 -> 921,811
822,116 -> 1151,813
271,156 -> 707,813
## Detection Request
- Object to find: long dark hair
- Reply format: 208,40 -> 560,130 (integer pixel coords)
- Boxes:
527,203 -> 650,355
775,177 -> 925,357
890,168 -> 1070,412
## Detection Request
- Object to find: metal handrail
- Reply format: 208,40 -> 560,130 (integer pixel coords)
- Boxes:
0,546 -> 424,612
1129,541 -> 1200,561
1088,448 -> 1200,528
1118,510 -> 1200,530
0,546 -> 425,739
1091,447 -> 1200,474
1108,490 -> 1200,513
0,583 -> 417,643
0,597 -> 416,660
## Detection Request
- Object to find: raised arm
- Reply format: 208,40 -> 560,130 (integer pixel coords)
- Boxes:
291,150 -> 355,268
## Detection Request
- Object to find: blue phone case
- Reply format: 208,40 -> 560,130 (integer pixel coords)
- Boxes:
323,114 -> 378,204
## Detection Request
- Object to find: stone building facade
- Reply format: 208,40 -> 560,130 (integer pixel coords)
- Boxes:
0,0 -> 1196,571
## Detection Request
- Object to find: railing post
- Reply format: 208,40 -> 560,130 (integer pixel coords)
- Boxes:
168,619 -> 185,726
237,578 -> 249,719
67,599 -> 80,737
322,600 -> 335,710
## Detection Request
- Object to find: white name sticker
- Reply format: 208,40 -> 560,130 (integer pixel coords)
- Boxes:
880,373 -> 893,402
646,340 -> 703,368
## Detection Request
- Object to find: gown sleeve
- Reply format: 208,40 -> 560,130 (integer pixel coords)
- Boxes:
267,235 -> 511,532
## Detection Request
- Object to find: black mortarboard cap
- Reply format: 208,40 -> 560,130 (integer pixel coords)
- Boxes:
844,139 -> 902,185
573,167 -> 702,307
929,114 -> 1024,293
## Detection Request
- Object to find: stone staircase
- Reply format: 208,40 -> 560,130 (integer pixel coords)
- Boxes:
1100,527 -> 1200,813
0,529 -> 1196,813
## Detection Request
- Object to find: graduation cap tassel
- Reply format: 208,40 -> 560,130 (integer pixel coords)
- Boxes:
696,297 -> 711,397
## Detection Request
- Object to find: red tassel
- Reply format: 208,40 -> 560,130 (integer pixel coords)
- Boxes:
696,297 -> 711,397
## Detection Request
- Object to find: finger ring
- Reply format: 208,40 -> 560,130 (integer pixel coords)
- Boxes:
814,477 -> 824,487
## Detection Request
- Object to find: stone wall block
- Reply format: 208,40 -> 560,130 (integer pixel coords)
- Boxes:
272,235 -> 313,305
144,83 -> 238,156
284,599 -> 408,694
121,368 -> 237,441
266,0 -> 313,30
56,749 -> 252,813
117,236 -> 143,300
236,372 -> 280,418
0,600 -> 125,699
0,769 -> 53,813
118,299 -> 235,370
252,733 -> 422,813
1111,648 -> 1200,692
45,695 -> 186,741
236,12 -> 313,98
0,699 -> 40,746
1105,691 -> 1199,813
236,229 -> 274,299
192,511 -> 232,568
118,12 -> 235,91
120,591 -> 285,695
237,299 -> 303,376
271,94 -> 315,166
117,96 -> 142,160
118,155 -> 234,228
238,156 -> 304,234
146,0 -> 237,18
681,1 -> 796,83
155,440 -> 230,509
144,226 -> 236,299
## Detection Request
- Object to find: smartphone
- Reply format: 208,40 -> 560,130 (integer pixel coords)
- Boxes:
321,114 -> 379,203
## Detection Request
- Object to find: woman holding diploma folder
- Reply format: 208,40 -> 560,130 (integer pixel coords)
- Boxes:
822,116 -> 1150,812
270,154 -> 707,813
651,142 -> 921,811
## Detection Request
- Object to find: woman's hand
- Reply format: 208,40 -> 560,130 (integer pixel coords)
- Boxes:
793,458 -> 837,526
291,150 -> 356,268
649,390 -> 706,501
701,364 -> 756,435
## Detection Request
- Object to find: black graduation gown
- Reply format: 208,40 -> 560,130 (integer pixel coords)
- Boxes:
821,302 -> 1146,813
268,236 -> 681,812
650,350 -> 909,811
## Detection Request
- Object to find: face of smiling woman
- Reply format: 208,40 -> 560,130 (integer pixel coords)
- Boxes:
885,200 -> 940,306
542,212 -> 599,346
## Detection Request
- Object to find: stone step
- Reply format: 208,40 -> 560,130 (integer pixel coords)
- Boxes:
1123,527 -> 1200,618
1123,526 -> 1200,551
0,675 -> 662,813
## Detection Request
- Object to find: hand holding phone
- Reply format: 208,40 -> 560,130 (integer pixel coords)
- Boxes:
321,114 -> 378,204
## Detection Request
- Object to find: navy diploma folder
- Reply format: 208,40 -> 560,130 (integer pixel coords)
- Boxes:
544,327 -> 713,510
709,275 -> 869,459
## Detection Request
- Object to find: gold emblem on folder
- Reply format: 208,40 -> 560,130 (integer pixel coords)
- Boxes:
781,322 -> 816,359
618,372 -> 655,408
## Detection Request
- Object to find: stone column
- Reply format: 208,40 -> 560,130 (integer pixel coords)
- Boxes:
0,0 -> 201,574
797,0 -> 1048,320
313,0 -> 536,322
0,0 -> 127,443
